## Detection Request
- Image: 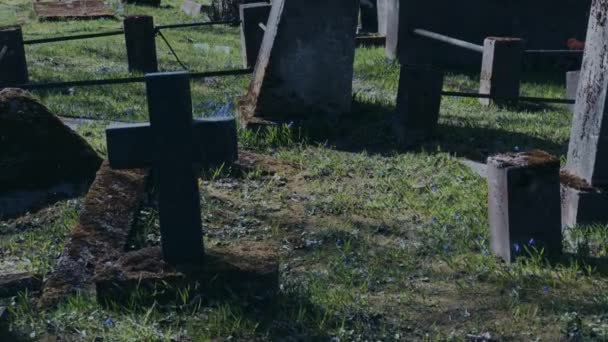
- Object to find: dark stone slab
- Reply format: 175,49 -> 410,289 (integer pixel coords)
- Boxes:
393,66 -> 443,146
565,0 -> 608,191
487,150 -> 563,262
94,242 -> 279,305
239,2 -> 271,68
238,0 -> 359,122
479,37 -> 524,106
566,70 -> 580,111
0,26 -> 28,85
106,117 -> 238,169
38,162 -> 149,308
0,88 -> 102,218
122,0 -> 161,7
124,16 -> 158,73
0,273 -> 42,298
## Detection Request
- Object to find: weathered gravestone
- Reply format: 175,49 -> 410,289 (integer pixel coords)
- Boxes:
0,88 -> 102,218
239,2 -> 271,68
487,150 -> 563,262
106,71 -> 238,265
562,0 -> 608,227
238,0 -> 359,124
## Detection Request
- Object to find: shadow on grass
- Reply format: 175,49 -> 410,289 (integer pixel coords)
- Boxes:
295,100 -> 566,162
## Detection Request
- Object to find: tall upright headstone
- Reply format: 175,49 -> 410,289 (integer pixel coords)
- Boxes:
0,26 -> 28,85
238,0 -> 359,123
562,0 -> 608,227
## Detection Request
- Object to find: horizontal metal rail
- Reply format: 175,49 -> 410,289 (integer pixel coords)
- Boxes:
23,30 -> 124,45
21,20 -> 240,45
442,91 -> 575,104
412,28 -> 483,53
0,68 -> 253,90
525,49 -> 584,54
155,19 -> 240,31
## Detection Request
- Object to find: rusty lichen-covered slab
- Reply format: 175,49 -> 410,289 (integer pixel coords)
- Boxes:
38,162 -> 149,308
33,0 -> 115,20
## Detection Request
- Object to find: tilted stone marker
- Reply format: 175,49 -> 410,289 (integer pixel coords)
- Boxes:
479,37 -> 524,106
239,2 -> 271,68
238,0 -> 359,123
562,0 -> 608,227
487,150 -> 563,262
0,26 -> 28,85
393,65 -> 443,146
106,71 -> 238,265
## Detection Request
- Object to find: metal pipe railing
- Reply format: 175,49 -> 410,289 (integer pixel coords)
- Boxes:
412,28 -> 483,53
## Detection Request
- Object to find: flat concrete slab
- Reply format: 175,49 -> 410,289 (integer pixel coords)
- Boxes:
33,0 -> 114,20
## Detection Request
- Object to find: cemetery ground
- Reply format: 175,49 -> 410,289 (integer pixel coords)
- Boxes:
2,0 -> 608,340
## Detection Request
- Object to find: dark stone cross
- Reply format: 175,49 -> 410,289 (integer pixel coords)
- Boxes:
105,71 -> 238,265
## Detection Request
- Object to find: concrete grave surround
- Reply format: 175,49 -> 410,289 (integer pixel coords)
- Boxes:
33,0 -> 115,20
562,0 -> 608,227
239,0 -> 359,123
0,88 -> 102,218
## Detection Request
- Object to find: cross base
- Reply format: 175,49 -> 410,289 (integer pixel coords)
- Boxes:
94,242 -> 279,305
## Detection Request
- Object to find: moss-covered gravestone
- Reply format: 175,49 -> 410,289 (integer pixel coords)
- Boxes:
0,88 -> 102,218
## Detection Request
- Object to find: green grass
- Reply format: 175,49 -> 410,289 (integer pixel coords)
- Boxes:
1,1 -> 608,340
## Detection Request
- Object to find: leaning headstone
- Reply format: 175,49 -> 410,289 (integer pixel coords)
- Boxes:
239,2 -> 271,68
562,0 -> 608,227
392,65 -> 443,146
566,70 -> 580,111
0,26 -> 28,86
487,150 -> 563,262
124,16 -> 158,73
0,88 -> 102,218
238,0 -> 359,123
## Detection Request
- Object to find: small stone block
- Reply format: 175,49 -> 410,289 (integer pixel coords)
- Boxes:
479,37 -> 524,106
0,26 -> 28,86
122,0 -> 161,7
239,2 -> 271,68
0,273 -> 42,298
377,0 -> 388,36
181,0 -> 202,15
561,172 -> 608,227
393,66 -> 443,145
487,150 -> 563,262
566,70 -> 580,111
94,242 -> 279,305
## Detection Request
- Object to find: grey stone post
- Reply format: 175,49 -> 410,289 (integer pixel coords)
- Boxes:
566,70 -> 580,111
479,37 -> 524,106
487,151 -> 563,262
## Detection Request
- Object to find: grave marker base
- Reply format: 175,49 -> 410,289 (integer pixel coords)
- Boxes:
95,243 -> 279,305
561,172 -> 608,227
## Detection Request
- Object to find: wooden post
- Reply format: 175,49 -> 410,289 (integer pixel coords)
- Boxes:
0,26 -> 29,85
123,16 -> 158,73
